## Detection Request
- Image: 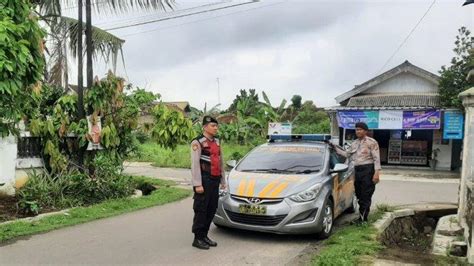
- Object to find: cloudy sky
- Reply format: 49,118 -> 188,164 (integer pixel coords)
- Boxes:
65,0 -> 473,110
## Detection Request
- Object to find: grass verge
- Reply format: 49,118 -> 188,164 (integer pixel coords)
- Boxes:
0,177 -> 191,243
311,206 -> 389,266
130,142 -> 256,168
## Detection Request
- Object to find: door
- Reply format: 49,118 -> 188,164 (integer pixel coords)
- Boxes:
330,151 -> 353,217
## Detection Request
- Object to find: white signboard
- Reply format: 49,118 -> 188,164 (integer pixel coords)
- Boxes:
268,122 -> 292,135
378,110 -> 403,129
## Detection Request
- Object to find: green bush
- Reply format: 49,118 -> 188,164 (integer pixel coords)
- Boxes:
17,170 -> 86,215
135,130 -> 150,144
17,155 -> 136,214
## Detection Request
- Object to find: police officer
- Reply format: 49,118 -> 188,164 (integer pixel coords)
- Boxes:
190,116 -> 227,249
331,122 -> 381,223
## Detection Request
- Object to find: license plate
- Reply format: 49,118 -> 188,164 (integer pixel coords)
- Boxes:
239,204 -> 267,215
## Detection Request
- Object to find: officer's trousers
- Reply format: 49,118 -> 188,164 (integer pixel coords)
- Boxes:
192,175 -> 220,239
354,164 -> 376,221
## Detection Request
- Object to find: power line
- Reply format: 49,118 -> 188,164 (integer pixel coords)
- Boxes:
376,0 -> 436,75
93,1 -> 231,28
104,0 -> 260,31
119,0 -> 287,38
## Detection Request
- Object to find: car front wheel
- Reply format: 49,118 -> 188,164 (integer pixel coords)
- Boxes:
317,199 -> 334,239
347,193 -> 358,213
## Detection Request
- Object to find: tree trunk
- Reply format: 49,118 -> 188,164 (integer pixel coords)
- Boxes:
77,0 -> 85,170
77,0 -> 84,119
86,0 -> 95,176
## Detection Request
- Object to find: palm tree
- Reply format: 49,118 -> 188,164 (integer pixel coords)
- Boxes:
33,0 -> 175,167
36,1 -> 173,85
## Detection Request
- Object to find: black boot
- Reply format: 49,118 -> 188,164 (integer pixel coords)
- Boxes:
350,218 -> 363,225
192,238 -> 210,250
203,236 -> 217,247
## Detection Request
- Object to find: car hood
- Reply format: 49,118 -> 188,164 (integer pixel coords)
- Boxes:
227,170 -> 324,199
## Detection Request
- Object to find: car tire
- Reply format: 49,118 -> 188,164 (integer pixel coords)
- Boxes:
317,199 -> 334,239
347,193 -> 358,214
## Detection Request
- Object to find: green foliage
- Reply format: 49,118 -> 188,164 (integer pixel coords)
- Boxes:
312,210 -> 386,266
291,95 -> 302,109
439,27 -> 473,109
17,154 -> 136,214
28,72 -> 159,173
1,180 -> 191,243
151,104 -> 196,150
293,102 -> 330,134
228,89 -> 260,114
130,142 -> 256,168
0,0 -> 45,137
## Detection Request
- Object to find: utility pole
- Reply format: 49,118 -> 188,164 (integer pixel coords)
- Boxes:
216,77 -> 221,105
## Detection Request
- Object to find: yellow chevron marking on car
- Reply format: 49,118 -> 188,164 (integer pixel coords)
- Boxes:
237,179 -> 247,196
269,182 -> 289,198
245,179 -> 256,197
258,180 -> 280,198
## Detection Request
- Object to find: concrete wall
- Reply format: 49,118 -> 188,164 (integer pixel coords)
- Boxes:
363,72 -> 438,95
459,87 -> 474,264
433,140 -> 452,171
0,136 -> 17,196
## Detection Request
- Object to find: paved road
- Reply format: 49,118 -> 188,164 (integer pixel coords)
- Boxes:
0,164 -> 459,265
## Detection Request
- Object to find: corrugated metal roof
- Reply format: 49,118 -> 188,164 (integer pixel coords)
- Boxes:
346,94 -> 440,107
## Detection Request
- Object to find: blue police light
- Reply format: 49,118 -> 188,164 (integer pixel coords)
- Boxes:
268,134 -> 331,142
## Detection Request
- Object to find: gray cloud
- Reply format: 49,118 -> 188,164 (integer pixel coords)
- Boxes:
88,0 -> 473,110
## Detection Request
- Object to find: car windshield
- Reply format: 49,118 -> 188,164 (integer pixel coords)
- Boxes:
236,145 -> 325,174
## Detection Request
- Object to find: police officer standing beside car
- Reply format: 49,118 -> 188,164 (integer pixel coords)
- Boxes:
329,122 -> 381,224
190,116 -> 227,250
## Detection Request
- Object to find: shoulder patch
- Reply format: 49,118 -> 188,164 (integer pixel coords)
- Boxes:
192,143 -> 199,151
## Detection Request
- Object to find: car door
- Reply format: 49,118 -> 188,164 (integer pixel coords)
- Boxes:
329,150 -> 353,217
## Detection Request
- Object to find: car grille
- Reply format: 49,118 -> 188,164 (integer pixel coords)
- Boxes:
230,195 -> 283,205
225,210 -> 287,226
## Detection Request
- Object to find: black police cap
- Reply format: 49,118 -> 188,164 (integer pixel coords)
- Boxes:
355,122 -> 369,131
203,116 -> 218,126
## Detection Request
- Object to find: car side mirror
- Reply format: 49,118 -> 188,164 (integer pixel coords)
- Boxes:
226,160 -> 237,168
330,163 -> 348,174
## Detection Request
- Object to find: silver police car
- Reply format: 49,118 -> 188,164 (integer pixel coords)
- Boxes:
213,134 -> 356,238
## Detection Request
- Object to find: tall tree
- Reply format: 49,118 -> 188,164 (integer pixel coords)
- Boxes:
439,26 -> 474,109
290,95 -> 302,110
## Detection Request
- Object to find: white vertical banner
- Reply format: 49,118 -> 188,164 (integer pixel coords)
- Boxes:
378,110 -> 403,129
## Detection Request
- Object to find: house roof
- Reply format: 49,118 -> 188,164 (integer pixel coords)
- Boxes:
335,61 -> 440,104
165,101 -> 191,112
346,93 -> 440,108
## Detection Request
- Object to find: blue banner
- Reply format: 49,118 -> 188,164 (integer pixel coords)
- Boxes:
402,110 -> 441,129
443,111 -> 464,139
337,111 -> 379,129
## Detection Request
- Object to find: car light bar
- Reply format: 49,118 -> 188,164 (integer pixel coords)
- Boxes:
268,134 -> 331,142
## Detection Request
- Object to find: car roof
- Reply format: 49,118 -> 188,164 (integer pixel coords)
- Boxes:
260,141 -> 327,148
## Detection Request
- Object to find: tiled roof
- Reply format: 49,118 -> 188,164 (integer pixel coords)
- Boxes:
347,94 -> 440,107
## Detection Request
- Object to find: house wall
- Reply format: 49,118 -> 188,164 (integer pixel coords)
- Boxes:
0,136 -> 17,196
362,72 -> 438,95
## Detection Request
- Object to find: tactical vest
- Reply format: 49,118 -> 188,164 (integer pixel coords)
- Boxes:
195,135 -> 222,177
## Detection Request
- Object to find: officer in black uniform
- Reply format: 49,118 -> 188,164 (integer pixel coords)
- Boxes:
190,116 -> 227,250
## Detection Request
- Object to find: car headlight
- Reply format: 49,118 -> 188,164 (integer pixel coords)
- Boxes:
289,183 -> 323,202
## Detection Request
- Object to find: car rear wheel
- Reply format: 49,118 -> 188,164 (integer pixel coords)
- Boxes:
317,199 -> 334,239
347,193 -> 358,213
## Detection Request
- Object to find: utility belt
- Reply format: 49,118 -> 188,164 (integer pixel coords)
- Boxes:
202,174 -> 222,180
354,164 -> 374,171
